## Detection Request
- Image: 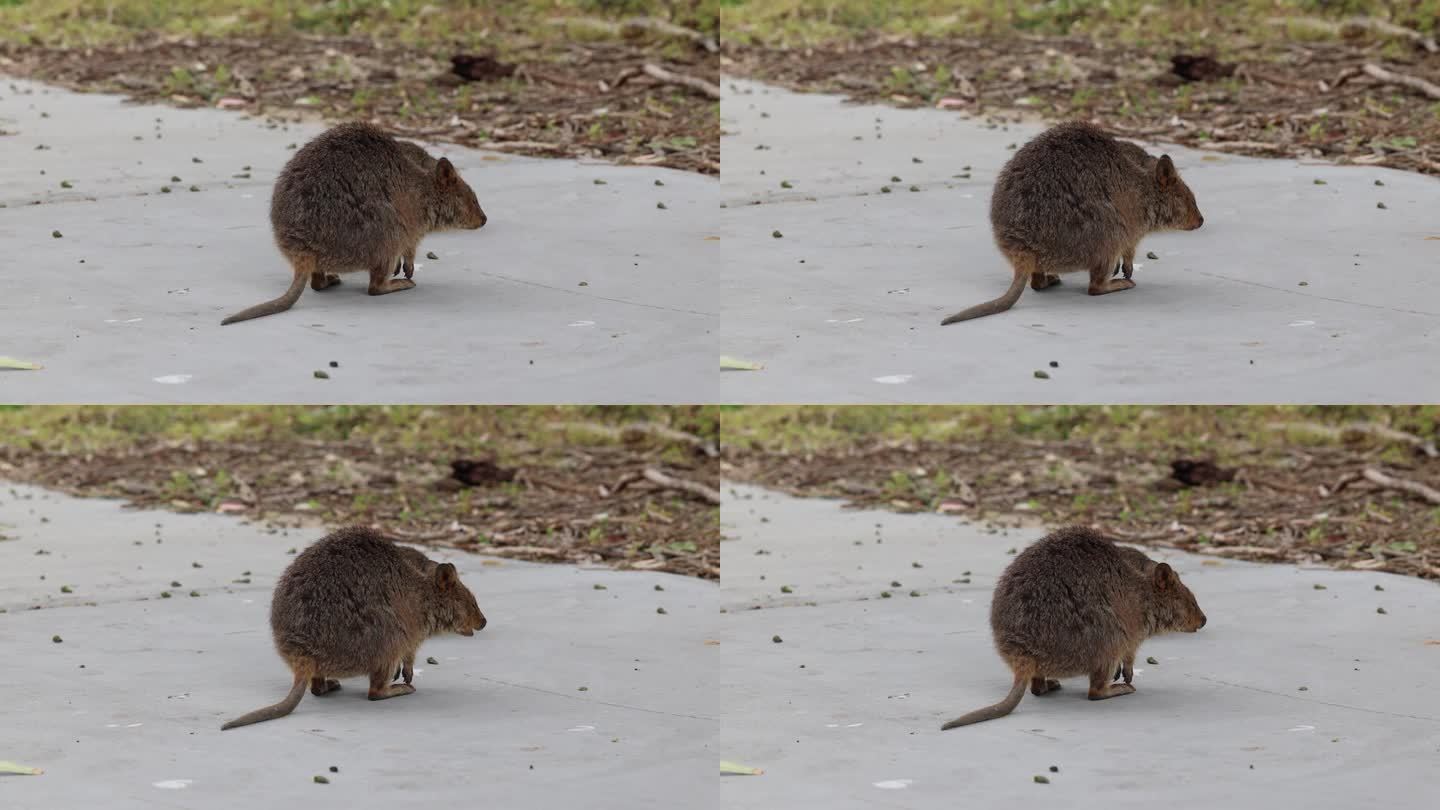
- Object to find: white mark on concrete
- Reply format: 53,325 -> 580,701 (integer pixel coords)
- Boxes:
874,374 -> 913,385
824,722 -> 864,728
569,320 -> 596,327
104,318 -> 143,324
1289,320 -> 1316,327
874,779 -> 912,790
1289,724 -> 1316,732
153,779 -> 192,790
153,374 -> 192,384
825,318 -> 864,324
106,722 -> 144,728
568,725 -> 596,733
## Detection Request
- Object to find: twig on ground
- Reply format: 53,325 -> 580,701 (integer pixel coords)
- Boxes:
1362,467 -> 1440,505
1268,421 -> 1438,457
1201,545 -> 1292,558
643,467 -> 721,504
643,63 -> 721,99
1362,63 -> 1440,100
551,16 -> 718,53
1270,16 -> 1439,53
549,421 -> 717,457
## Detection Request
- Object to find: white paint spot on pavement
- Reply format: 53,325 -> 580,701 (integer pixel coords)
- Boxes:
569,320 -> 596,327
825,722 -> 864,728
106,722 -> 144,728
1289,725 -> 1316,732
104,318 -> 143,324
825,318 -> 864,324
153,779 -> 192,790
1289,320 -> 1316,327
874,779 -> 912,790
568,725 -> 596,733
874,374 -> 912,384
153,374 -> 192,384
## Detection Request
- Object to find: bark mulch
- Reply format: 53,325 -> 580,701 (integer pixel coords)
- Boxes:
1,29 -> 719,173
724,31 -> 1440,175
722,423 -> 1440,580
0,424 -> 720,578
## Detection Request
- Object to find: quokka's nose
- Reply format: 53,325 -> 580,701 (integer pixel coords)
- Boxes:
1198,614 -> 1207,629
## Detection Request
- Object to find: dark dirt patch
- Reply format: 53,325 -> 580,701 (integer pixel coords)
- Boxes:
723,429 -> 1440,580
0,429 -> 719,578
0,32 -> 718,173
725,34 -> 1440,175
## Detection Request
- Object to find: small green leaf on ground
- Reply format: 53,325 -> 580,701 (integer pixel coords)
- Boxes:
0,761 -> 43,775
721,356 -> 764,371
0,357 -> 43,371
721,761 -> 764,776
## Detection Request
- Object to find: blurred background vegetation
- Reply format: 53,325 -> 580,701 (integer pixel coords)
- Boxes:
720,0 -> 1437,46
722,405 -> 1439,456
0,0 -> 719,46
0,405 -> 717,454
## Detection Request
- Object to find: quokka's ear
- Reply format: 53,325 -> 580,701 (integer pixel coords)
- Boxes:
436,157 -> 459,186
1156,154 -> 1178,188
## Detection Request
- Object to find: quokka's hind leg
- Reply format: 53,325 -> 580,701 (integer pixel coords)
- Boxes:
1088,262 -> 1136,296
1030,677 -> 1062,695
311,271 -> 342,291
368,262 -> 416,296
1030,272 -> 1061,291
310,676 -> 341,695
368,668 -> 416,700
1088,668 -> 1137,700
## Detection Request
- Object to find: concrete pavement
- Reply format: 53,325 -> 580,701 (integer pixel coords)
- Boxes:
0,78 -> 717,404
719,78 -> 1440,404
0,482 -> 717,809
719,483 -> 1440,809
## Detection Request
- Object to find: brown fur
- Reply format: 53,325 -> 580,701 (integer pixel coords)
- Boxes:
940,527 -> 1205,730
220,528 -> 486,730
941,123 -> 1204,324
221,124 -> 487,325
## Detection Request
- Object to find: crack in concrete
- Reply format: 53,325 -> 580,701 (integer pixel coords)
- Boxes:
1194,674 -> 1440,723
475,271 -> 717,318
471,675 -> 716,722
1182,269 -> 1440,317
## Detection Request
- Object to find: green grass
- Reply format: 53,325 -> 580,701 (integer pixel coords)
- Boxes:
0,405 -> 718,456
0,0 -> 719,48
721,0 -> 1438,47
721,405 -> 1440,457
